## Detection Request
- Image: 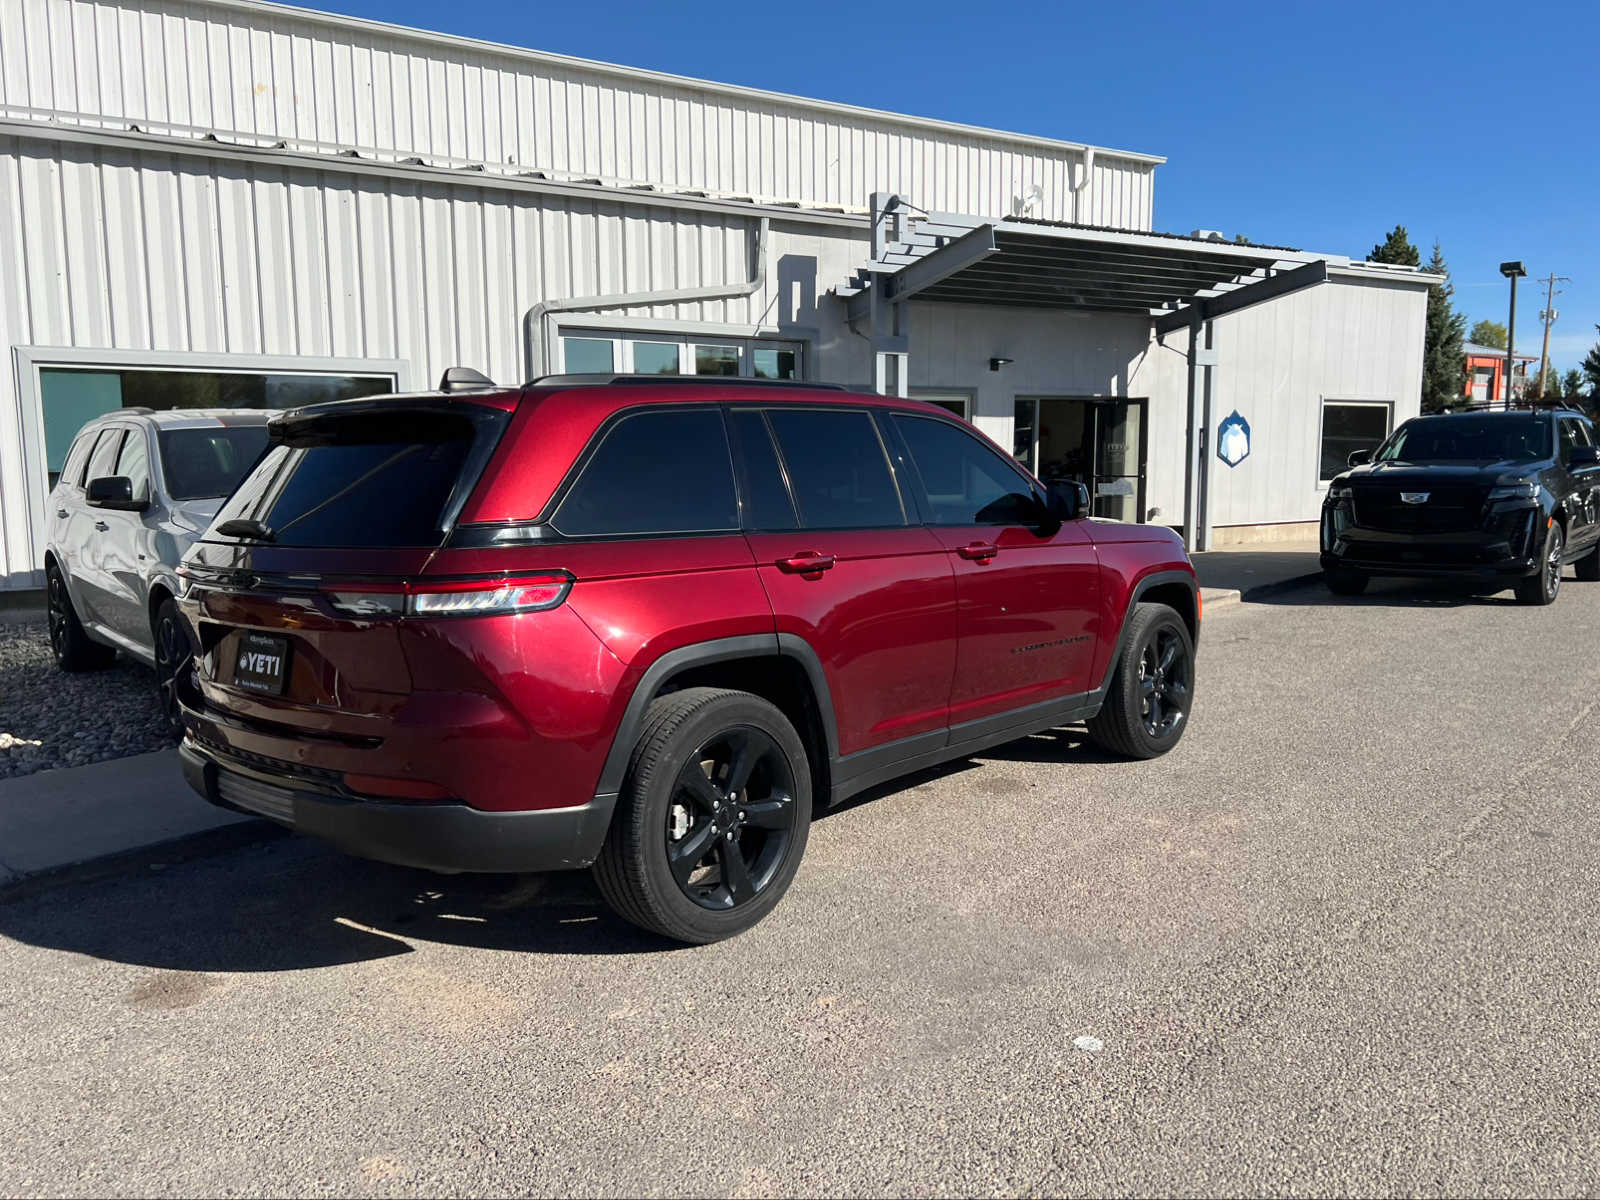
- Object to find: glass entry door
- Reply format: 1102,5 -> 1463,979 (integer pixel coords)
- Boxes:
1088,399 -> 1146,522
1012,397 -> 1147,522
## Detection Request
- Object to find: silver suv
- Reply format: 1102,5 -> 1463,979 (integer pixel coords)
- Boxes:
43,409 -> 272,728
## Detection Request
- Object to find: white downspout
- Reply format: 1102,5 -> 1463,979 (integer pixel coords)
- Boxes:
522,217 -> 770,379
1074,147 -> 1095,224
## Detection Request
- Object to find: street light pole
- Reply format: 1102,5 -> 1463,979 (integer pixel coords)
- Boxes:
1500,261 -> 1527,408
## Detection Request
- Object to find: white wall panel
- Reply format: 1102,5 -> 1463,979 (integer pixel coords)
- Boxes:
1,0 -> 1158,229
0,132 -> 870,586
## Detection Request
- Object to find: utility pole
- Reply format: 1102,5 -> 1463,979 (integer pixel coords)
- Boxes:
1536,272 -> 1570,401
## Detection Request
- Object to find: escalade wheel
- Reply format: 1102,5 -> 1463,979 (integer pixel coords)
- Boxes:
1086,602 -> 1195,760
1515,521 -> 1564,606
153,598 -> 192,733
45,564 -> 115,673
593,687 -> 812,944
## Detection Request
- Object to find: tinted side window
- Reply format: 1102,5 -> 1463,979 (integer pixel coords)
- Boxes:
1559,417 -> 1591,457
554,409 -> 738,537
764,409 -> 904,529
894,415 -> 1039,525
729,410 -> 798,530
116,429 -> 151,501
84,428 -> 125,483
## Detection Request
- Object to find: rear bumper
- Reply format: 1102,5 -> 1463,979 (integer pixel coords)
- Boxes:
179,741 -> 615,874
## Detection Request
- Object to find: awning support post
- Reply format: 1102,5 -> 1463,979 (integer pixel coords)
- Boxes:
1181,317 -> 1216,553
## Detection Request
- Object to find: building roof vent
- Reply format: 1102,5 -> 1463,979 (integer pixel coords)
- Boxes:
438,366 -> 496,392
1189,229 -> 1229,242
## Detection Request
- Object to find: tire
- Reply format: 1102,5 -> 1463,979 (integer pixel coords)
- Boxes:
1086,602 -> 1196,760
45,563 -> 116,672
1574,539 -> 1600,582
1515,520 -> 1564,606
152,596 -> 192,734
593,687 -> 812,944
1324,567 -> 1369,596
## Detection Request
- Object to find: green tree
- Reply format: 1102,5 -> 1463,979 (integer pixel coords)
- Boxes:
1469,319 -> 1508,349
1543,370 -> 1564,402
1584,327 -> 1600,396
1563,367 -> 1584,399
1420,242 -> 1468,413
1368,225 -> 1421,267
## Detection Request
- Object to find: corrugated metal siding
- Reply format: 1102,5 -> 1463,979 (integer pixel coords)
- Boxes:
0,133 -> 867,585
0,0 -> 1157,229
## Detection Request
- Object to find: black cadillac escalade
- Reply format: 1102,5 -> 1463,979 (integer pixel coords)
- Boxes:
1321,408 -> 1600,606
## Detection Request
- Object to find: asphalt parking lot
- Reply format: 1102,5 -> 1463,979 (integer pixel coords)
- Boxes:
3,577 -> 1599,1197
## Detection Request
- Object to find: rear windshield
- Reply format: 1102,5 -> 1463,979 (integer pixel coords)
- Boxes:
1378,416 -> 1551,464
206,407 -> 508,548
157,427 -> 272,501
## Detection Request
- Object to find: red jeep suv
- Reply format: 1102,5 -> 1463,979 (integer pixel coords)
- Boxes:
176,374 -> 1199,942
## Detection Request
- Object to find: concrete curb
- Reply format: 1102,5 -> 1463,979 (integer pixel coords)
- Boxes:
0,818 -> 284,903
0,748 -> 276,900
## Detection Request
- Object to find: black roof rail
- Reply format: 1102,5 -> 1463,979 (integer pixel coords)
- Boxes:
527,373 -> 847,391
438,366 -> 497,392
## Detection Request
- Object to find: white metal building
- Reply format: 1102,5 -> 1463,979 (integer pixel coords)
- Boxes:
0,0 -> 1436,592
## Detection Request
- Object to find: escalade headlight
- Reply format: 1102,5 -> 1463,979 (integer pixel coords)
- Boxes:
1326,486 -> 1354,504
1487,481 -> 1538,501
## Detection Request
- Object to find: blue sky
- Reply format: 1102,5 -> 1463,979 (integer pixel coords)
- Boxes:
307,0 -> 1596,374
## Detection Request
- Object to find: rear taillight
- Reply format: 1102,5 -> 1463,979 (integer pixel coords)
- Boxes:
324,573 -> 572,619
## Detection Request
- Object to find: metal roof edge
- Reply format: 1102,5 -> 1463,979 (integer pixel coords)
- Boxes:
1329,263 -> 1444,287
0,118 -> 871,230
193,0 -> 1167,167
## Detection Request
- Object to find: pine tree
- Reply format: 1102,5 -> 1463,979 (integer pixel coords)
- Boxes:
1584,327 -> 1600,396
1369,226 -> 1421,267
1420,242 -> 1467,413
1563,368 -> 1584,399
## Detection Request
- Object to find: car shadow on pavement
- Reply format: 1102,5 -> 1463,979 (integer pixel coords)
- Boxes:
0,838 -> 671,972
1248,578 -> 1527,608
818,725 -> 1125,824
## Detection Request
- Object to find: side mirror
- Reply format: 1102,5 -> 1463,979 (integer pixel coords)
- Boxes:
1570,445 -> 1600,469
85,475 -> 147,512
1047,482 -> 1091,522
1347,449 -> 1374,467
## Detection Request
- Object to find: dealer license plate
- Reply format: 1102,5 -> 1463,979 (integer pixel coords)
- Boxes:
233,632 -> 291,695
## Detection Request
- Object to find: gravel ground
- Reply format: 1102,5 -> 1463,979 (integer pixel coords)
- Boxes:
0,620 -> 177,780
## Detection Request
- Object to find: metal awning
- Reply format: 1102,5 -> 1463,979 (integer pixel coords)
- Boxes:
839,208 -> 1340,330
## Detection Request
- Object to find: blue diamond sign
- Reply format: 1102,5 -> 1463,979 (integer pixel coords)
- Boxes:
1216,410 -> 1251,468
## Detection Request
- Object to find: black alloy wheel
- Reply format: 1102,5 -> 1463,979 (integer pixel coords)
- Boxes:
664,726 -> 798,911
1137,625 -> 1192,740
594,687 -> 812,944
153,598 -> 192,733
1085,601 -> 1196,760
45,564 -> 115,672
1516,520 -> 1564,606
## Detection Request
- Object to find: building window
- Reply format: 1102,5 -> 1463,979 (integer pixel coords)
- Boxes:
1320,401 -> 1392,482
39,366 -> 394,488
562,337 -> 616,374
912,392 -> 971,420
560,332 -> 804,380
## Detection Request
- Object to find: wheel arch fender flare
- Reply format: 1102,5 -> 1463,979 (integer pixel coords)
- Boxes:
1093,569 -> 1199,701
592,633 -> 840,802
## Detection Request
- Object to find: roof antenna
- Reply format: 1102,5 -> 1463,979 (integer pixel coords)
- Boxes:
439,366 -> 496,392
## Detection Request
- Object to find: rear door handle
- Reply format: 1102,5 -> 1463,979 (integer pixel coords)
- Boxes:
93,520 -> 110,532
56,509 -> 68,519
776,551 -> 836,575
957,541 -> 999,562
